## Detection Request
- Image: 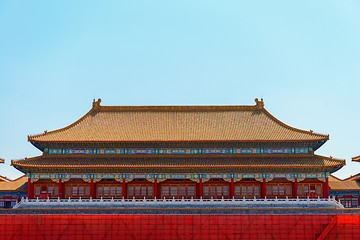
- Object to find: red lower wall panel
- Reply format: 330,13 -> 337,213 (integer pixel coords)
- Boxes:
0,214 -> 359,240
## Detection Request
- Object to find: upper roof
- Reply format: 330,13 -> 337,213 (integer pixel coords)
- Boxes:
28,98 -> 328,144
0,158 -> 4,164
329,175 -> 360,191
352,155 -> 360,162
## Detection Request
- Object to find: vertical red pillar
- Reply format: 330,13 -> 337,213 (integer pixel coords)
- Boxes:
27,178 -> 34,199
154,178 -> 158,199
198,178 -> 203,199
292,178 -> 298,198
90,179 -> 96,199
122,178 -> 127,198
260,178 -> 266,198
323,178 -> 329,198
230,178 -> 235,198
58,179 -> 65,199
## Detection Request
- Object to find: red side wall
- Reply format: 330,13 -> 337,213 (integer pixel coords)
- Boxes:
0,214 -> 359,239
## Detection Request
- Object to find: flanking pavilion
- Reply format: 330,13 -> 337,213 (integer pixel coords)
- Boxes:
12,99 -> 344,200
329,156 -> 360,208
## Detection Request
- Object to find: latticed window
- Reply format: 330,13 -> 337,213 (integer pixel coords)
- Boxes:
35,186 -> 41,196
127,184 -> 153,198
110,186 -> 115,196
161,184 -> 196,199
79,186 -> 84,196
162,186 -> 169,196
72,186 -> 78,196
188,186 -> 195,196
316,185 -> 322,196
297,183 -> 323,197
204,184 -> 230,199
254,186 -> 260,196
97,187 -> 102,196
103,186 -> 109,196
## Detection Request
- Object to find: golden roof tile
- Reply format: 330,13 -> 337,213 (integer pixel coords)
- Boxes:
0,175 -> 28,191
329,175 -> 360,191
28,99 -> 328,143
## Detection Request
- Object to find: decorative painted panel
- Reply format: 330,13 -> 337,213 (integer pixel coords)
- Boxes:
29,172 -> 328,182
47,147 -> 311,155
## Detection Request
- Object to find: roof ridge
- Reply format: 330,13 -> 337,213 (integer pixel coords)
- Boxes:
27,98 -> 264,142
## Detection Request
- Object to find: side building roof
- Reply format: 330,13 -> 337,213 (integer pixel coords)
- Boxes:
329,175 -> 360,191
0,175 -> 28,192
28,99 -> 328,149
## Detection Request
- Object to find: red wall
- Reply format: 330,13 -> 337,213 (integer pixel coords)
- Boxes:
0,214 -> 359,239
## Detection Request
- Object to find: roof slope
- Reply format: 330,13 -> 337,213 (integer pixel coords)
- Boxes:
0,175 -> 27,191
28,99 -> 328,143
352,155 -> 360,162
0,175 -> 11,182
12,154 -> 345,174
329,175 -> 360,191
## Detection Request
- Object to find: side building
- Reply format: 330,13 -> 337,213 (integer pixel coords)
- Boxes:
329,156 -> 360,208
11,99 -> 345,200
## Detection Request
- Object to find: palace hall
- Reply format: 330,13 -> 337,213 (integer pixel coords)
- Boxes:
11,98 -> 345,200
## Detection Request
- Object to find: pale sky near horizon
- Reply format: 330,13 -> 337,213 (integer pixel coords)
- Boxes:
0,1 -> 359,180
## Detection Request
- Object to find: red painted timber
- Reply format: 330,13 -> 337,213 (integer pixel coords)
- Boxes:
0,214 -> 359,239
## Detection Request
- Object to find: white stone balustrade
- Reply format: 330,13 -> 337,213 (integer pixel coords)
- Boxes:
13,196 -> 344,209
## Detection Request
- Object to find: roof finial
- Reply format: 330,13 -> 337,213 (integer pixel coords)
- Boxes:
254,98 -> 264,108
92,98 -> 102,109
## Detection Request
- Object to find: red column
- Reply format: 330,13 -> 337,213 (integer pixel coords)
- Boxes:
230,178 -> 235,199
90,179 -> 96,199
122,178 -> 127,198
292,178 -> 298,198
323,178 -> 329,198
154,178 -> 158,199
198,178 -> 203,199
260,178 -> 266,198
58,179 -> 65,199
27,178 -> 34,199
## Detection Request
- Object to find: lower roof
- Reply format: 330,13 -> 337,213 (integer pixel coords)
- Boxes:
12,154 -> 345,174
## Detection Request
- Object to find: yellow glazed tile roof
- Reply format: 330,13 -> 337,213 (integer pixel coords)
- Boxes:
329,175 -> 360,191
28,99 -> 328,143
0,175 -> 27,191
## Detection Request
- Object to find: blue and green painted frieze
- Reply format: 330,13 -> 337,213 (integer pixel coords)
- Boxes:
45,147 -> 311,155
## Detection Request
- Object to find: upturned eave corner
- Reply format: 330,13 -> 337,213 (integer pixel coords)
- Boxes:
352,155 -> 360,162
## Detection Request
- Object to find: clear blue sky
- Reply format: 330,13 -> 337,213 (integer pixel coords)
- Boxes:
0,1 -> 359,179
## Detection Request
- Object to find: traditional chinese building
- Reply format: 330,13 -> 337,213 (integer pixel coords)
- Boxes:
329,156 -> 360,208
0,175 -> 27,208
11,99 -> 345,200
